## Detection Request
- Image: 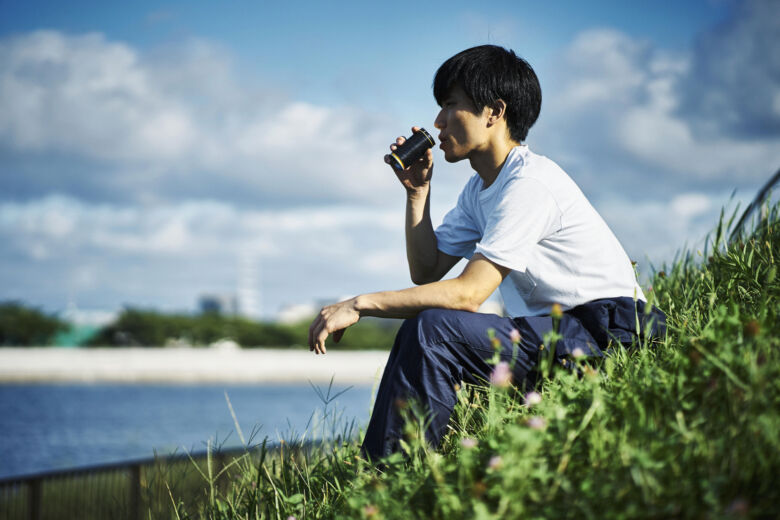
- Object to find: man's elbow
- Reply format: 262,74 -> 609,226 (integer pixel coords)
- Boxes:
454,289 -> 485,313
459,300 -> 482,313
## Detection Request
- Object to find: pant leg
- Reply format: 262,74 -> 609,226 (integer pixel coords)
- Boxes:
360,298 -> 664,461
562,297 -> 667,356
361,308 -> 546,461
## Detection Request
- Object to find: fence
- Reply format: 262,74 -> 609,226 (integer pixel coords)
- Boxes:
0,446 -> 259,520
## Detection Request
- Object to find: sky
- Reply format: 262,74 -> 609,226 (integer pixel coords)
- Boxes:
1,0 -> 778,322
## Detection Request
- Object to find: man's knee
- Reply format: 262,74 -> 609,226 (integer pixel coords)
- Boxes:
414,308 -> 468,345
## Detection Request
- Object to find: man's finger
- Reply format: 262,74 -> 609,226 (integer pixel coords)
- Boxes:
317,329 -> 329,354
308,314 -> 323,352
308,317 -> 316,351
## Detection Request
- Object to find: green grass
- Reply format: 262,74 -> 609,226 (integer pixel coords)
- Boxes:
52,202 -> 774,520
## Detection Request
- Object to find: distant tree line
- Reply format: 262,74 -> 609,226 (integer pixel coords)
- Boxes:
87,308 -> 400,350
0,301 -> 400,349
0,301 -> 69,346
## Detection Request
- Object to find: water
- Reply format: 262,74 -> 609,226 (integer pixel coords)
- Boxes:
0,382 -> 374,479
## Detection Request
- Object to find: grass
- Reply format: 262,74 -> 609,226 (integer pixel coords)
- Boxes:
167,202 -> 780,519
8,202 -> 775,519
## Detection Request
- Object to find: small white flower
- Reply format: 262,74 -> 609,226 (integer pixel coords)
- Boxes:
509,328 -> 522,343
488,455 -> 503,470
490,361 -> 512,388
460,437 -> 478,449
571,347 -> 586,359
524,391 -> 542,407
526,416 -> 548,430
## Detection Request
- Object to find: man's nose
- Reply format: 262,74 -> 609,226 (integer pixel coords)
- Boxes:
434,110 -> 445,130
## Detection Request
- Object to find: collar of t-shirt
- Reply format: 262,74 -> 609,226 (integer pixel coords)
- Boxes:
478,145 -> 528,199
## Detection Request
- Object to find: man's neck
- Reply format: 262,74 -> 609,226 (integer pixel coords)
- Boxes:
469,138 -> 521,189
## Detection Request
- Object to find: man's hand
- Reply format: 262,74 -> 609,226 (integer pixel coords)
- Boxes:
308,298 -> 360,355
385,126 -> 434,196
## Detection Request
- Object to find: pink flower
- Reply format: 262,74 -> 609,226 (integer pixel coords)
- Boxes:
509,328 -> 522,343
488,455 -> 503,470
490,361 -> 512,388
526,416 -> 548,430
524,391 -> 542,407
571,347 -> 585,359
460,437 -> 478,449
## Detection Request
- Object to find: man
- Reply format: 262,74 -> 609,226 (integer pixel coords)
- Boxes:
307,45 -> 665,461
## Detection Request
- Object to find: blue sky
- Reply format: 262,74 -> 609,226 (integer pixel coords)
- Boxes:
1,0 -> 778,322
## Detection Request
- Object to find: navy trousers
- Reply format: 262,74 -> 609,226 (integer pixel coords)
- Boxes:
361,297 -> 666,461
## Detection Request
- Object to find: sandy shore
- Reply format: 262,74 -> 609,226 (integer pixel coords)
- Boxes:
0,347 -> 390,384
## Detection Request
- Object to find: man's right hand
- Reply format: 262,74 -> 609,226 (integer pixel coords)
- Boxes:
384,126 -> 434,197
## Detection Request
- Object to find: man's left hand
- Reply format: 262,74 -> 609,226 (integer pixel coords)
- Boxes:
308,298 -> 360,354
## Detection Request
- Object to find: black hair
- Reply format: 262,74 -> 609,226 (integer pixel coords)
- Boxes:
433,45 -> 542,142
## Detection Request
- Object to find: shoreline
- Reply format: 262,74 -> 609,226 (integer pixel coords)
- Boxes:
0,347 -> 390,384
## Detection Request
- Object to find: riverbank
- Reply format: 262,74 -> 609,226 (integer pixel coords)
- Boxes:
0,347 -> 389,384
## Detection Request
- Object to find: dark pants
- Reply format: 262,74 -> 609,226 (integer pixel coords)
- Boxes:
361,297 -> 666,461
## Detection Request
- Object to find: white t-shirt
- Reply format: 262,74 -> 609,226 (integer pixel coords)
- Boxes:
435,145 -> 645,317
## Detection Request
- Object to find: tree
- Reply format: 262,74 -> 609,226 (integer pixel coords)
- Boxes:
0,301 -> 69,346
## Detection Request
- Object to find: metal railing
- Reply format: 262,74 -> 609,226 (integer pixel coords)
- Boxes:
0,446 -> 258,520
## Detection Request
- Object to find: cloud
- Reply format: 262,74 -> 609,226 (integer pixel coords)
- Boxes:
679,0 -> 780,139
595,190 -> 747,277
0,195 -> 411,314
0,30 -> 397,206
534,4 -> 780,194
2,4 -> 779,316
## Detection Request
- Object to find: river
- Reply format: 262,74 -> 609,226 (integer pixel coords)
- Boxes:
0,382 -> 374,479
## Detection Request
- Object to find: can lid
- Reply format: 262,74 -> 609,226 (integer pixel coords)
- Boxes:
416,128 -> 435,147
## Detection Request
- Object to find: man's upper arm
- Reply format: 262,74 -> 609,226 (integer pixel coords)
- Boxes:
455,253 -> 510,310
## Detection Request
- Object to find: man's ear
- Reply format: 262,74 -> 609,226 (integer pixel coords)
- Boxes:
486,99 -> 508,127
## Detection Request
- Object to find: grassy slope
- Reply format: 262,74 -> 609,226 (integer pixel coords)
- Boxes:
177,206 -> 780,519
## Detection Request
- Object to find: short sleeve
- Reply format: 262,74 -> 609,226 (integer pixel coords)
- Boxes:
474,178 -> 562,271
434,186 -> 481,258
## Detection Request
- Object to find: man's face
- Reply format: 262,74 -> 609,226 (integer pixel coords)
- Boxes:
434,86 -> 491,163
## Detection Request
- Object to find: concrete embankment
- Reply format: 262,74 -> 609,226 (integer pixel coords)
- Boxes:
0,347 -> 390,384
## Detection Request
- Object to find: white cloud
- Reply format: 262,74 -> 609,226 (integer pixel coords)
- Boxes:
536,10 -> 780,186
670,193 -> 711,220
595,190 -> 745,277
679,0 -> 780,139
0,195 -> 406,258
0,30 -> 398,205
556,29 -> 649,110
2,4 -> 778,317
0,195 -> 412,315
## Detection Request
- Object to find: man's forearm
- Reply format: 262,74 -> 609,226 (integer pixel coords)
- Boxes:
308,254 -> 506,354
405,188 -> 440,284
354,277 -> 482,320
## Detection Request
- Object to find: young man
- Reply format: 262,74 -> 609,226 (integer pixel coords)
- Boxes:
307,45 -> 665,461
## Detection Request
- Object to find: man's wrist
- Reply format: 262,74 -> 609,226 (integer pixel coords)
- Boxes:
352,295 -> 370,317
406,185 -> 429,202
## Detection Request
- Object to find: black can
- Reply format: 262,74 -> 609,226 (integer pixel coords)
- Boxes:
389,128 -> 435,171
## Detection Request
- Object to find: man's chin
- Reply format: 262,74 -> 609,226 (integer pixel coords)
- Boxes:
443,151 -> 465,163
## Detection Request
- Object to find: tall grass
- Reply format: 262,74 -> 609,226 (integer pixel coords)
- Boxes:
175,203 -> 780,519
